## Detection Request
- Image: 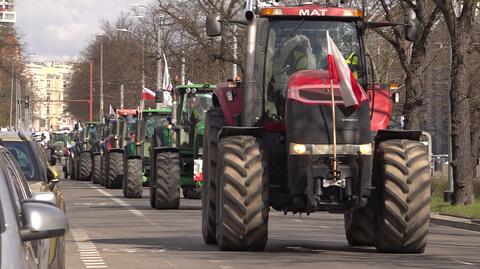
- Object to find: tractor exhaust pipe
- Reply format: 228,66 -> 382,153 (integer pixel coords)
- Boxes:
242,12 -> 257,127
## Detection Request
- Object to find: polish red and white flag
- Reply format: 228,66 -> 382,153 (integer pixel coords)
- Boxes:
142,87 -> 156,101
327,31 -> 368,108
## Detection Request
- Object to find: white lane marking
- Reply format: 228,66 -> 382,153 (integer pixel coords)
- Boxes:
89,184 -> 162,227
71,229 -> 108,269
451,258 -> 476,266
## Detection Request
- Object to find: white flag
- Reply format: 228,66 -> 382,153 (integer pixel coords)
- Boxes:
109,105 -> 115,115
326,31 -> 367,109
162,54 -> 173,107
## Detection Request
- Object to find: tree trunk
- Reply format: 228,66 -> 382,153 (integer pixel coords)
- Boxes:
402,73 -> 424,130
450,31 -> 475,205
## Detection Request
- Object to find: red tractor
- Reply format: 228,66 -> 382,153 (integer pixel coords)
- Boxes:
202,1 -> 430,253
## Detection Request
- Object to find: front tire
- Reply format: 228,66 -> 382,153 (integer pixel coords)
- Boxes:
99,155 -> 106,186
79,152 -> 91,181
92,154 -> 101,184
216,136 -> 269,251
375,139 -> 431,253
344,207 -> 375,246
106,152 -> 123,189
153,151 -> 180,209
202,108 -> 224,245
123,159 -> 143,198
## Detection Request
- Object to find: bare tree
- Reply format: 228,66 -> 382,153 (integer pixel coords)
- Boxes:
432,0 -> 479,205
371,0 -> 440,130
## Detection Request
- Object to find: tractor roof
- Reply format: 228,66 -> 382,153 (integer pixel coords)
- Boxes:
142,107 -> 171,114
116,109 -> 138,116
259,5 -> 362,19
176,83 -> 215,94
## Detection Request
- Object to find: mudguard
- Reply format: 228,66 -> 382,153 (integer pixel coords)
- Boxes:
153,147 -> 179,156
374,129 -> 422,145
108,148 -> 124,154
218,126 -> 263,140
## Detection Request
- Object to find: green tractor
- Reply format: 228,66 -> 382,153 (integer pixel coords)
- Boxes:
149,83 -> 214,209
48,130 -> 72,172
101,109 -> 139,189
120,107 -> 171,198
72,122 -> 103,181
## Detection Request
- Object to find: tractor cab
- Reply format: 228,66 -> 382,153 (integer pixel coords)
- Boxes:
175,84 -> 215,157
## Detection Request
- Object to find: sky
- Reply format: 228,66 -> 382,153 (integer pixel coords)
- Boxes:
16,0 -> 153,61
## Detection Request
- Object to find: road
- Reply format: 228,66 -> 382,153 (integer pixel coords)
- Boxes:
61,179 -> 480,269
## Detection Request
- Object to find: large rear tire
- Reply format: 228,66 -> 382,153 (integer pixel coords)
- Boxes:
216,135 -> 269,251
201,108 -> 224,245
79,152 -> 91,181
344,207 -> 375,246
154,151 -> 180,209
149,177 -> 156,208
106,152 -> 123,189
73,156 -> 79,180
92,154 -> 101,184
375,139 -> 431,253
99,155 -> 106,186
123,159 -> 143,198
183,186 -> 201,199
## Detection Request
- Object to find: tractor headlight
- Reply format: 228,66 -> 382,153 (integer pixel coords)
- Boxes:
292,143 -> 307,154
359,144 -> 372,155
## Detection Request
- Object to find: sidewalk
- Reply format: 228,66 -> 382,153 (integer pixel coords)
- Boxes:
430,213 -> 480,232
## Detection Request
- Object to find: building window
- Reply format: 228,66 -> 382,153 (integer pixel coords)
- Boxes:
47,80 -> 51,87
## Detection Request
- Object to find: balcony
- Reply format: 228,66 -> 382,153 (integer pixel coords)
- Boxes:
0,11 -> 15,23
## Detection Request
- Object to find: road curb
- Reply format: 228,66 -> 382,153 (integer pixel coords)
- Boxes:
430,213 -> 480,232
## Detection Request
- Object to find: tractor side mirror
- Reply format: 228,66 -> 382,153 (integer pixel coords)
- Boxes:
206,14 -> 222,37
405,17 -> 420,42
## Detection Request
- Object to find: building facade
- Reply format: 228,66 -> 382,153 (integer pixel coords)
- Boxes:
27,62 -> 73,131
0,0 -> 15,25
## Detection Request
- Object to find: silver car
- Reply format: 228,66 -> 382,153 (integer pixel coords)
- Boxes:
0,146 -> 68,269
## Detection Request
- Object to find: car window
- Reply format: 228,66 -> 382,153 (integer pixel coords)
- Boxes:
0,156 -> 22,217
4,151 -> 32,199
3,141 -> 40,181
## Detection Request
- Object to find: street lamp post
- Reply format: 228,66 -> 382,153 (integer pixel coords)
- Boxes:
131,12 -> 165,109
117,28 -> 145,112
99,38 -> 104,122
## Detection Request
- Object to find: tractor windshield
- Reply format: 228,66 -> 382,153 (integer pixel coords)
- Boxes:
264,19 -> 362,118
179,93 -> 213,149
144,114 -> 170,141
51,133 -> 68,146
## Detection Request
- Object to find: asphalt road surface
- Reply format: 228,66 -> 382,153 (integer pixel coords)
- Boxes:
61,179 -> 480,269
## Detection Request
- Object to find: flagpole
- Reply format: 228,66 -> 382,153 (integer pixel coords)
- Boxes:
330,79 -> 338,178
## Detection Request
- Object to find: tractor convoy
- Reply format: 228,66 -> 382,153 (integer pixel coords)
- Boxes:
57,0 -> 431,255
67,84 -> 214,206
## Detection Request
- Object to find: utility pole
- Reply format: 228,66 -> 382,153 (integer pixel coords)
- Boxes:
156,28 -> 163,109
9,63 -> 14,130
181,36 -> 185,85
120,84 -> 124,109
232,25 -> 238,80
100,41 -> 104,122
89,61 -> 93,121
141,42 -> 145,112
15,79 -> 19,130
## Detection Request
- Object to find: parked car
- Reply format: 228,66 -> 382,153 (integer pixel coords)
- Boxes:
0,145 -> 68,269
0,131 -> 66,269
